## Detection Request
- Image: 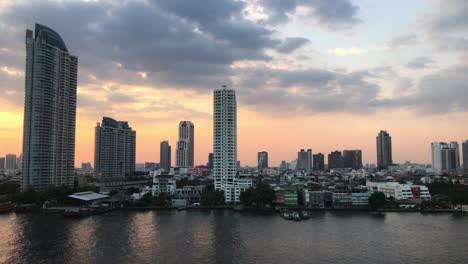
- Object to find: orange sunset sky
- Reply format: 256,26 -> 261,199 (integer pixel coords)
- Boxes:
1,0 -> 467,167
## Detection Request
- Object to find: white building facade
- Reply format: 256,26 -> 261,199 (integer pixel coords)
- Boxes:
431,142 -> 458,174
213,85 -> 251,203
366,182 -> 431,202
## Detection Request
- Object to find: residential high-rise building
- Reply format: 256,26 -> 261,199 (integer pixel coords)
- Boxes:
463,140 -> 468,173
160,141 -> 171,170
328,151 -> 343,169
431,142 -> 457,174
16,154 -> 23,171
5,154 -> 17,170
313,153 -> 325,171
213,85 -> 251,203
297,149 -> 313,171
22,24 -> 78,190
175,121 -> 194,168
95,117 -> 136,185
257,151 -> 269,170
376,130 -> 393,170
208,152 -> 214,170
280,160 -> 288,170
343,150 -> 363,169
0,157 -> 4,170
449,142 -> 460,169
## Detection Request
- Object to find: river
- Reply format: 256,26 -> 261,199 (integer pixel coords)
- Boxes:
0,210 -> 467,264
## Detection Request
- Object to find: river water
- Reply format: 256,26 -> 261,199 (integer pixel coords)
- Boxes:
0,210 -> 467,264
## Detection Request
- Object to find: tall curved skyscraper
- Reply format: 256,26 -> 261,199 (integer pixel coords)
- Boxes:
21,24 -> 78,190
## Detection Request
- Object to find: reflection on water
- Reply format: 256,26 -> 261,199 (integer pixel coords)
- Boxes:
0,211 -> 468,264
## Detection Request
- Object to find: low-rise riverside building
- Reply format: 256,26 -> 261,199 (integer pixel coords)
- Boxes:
366,181 -> 431,202
174,186 -> 205,203
332,192 -> 353,208
152,169 -> 176,196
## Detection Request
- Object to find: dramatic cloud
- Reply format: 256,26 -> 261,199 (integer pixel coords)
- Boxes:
275,37 -> 310,53
234,67 -> 380,115
0,0 -> 466,119
371,65 -> 468,114
406,57 -> 436,69
257,0 -> 362,29
424,0 -> 468,54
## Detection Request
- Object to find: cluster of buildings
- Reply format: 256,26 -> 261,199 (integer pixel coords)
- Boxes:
431,141 -> 468,174
0,154 -> 21,171
4,23 -> 468,209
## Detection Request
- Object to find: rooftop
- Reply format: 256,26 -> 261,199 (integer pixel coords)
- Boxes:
68,191 -> 109,201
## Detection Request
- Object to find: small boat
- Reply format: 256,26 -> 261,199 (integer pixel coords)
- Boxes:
0,202 -> 16,214
300,211 -> 310,219
292,211 -> 302,221
281,212 -> 293,220
370,211 -> 386,217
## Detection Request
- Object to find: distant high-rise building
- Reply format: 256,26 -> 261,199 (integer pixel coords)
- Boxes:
328,151 -> 343,169
160,141 -> 171,170
22,24 -> 78,190
463,140 -> 468,173
95,117 -> 136,184
297,149 -> 313,171
0,157 -> 4,170
257,151 -> 269,170
376,130 -> 393,170
279,160 -> 288,170
176,121 -> 194,168
208,152 -> 214,170
16,154 -> 23,171
5,154 -> 17,170
343,150 -> 362,169
313,153 -> 325,171
449,142 -> 460,169
81,162 -> 92,171
213,85 -> 251,203
431,142 -> 457,174
144,162 -> 159,170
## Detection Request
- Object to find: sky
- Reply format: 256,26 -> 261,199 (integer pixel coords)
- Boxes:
0,0 -> 467,167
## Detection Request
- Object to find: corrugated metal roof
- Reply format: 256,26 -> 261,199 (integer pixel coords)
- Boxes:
68,191 -> 109,201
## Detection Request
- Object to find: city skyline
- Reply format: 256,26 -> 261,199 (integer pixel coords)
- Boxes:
1,1 -> 468,167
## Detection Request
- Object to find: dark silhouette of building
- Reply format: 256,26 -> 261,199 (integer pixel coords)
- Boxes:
160,141 -> 171,170
313,153 -> 325,171
22,24 -> 78,190
208,152 -> 214,170
463,140 -> 468,173
297,149 -> 312,170
257,151 -> 269,170
95,117 -> 136,184
328,151 -> 343,169
377,130 -> 393,169
343,150 -> 363,169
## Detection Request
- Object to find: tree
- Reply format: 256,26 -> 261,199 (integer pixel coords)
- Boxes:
369,192 -> 386,209
240,182 -> 275,208
154,192 -> 171,207
201,185 -> 225,206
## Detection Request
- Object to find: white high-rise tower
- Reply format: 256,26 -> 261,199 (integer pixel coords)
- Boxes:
213,85 -> 251,203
